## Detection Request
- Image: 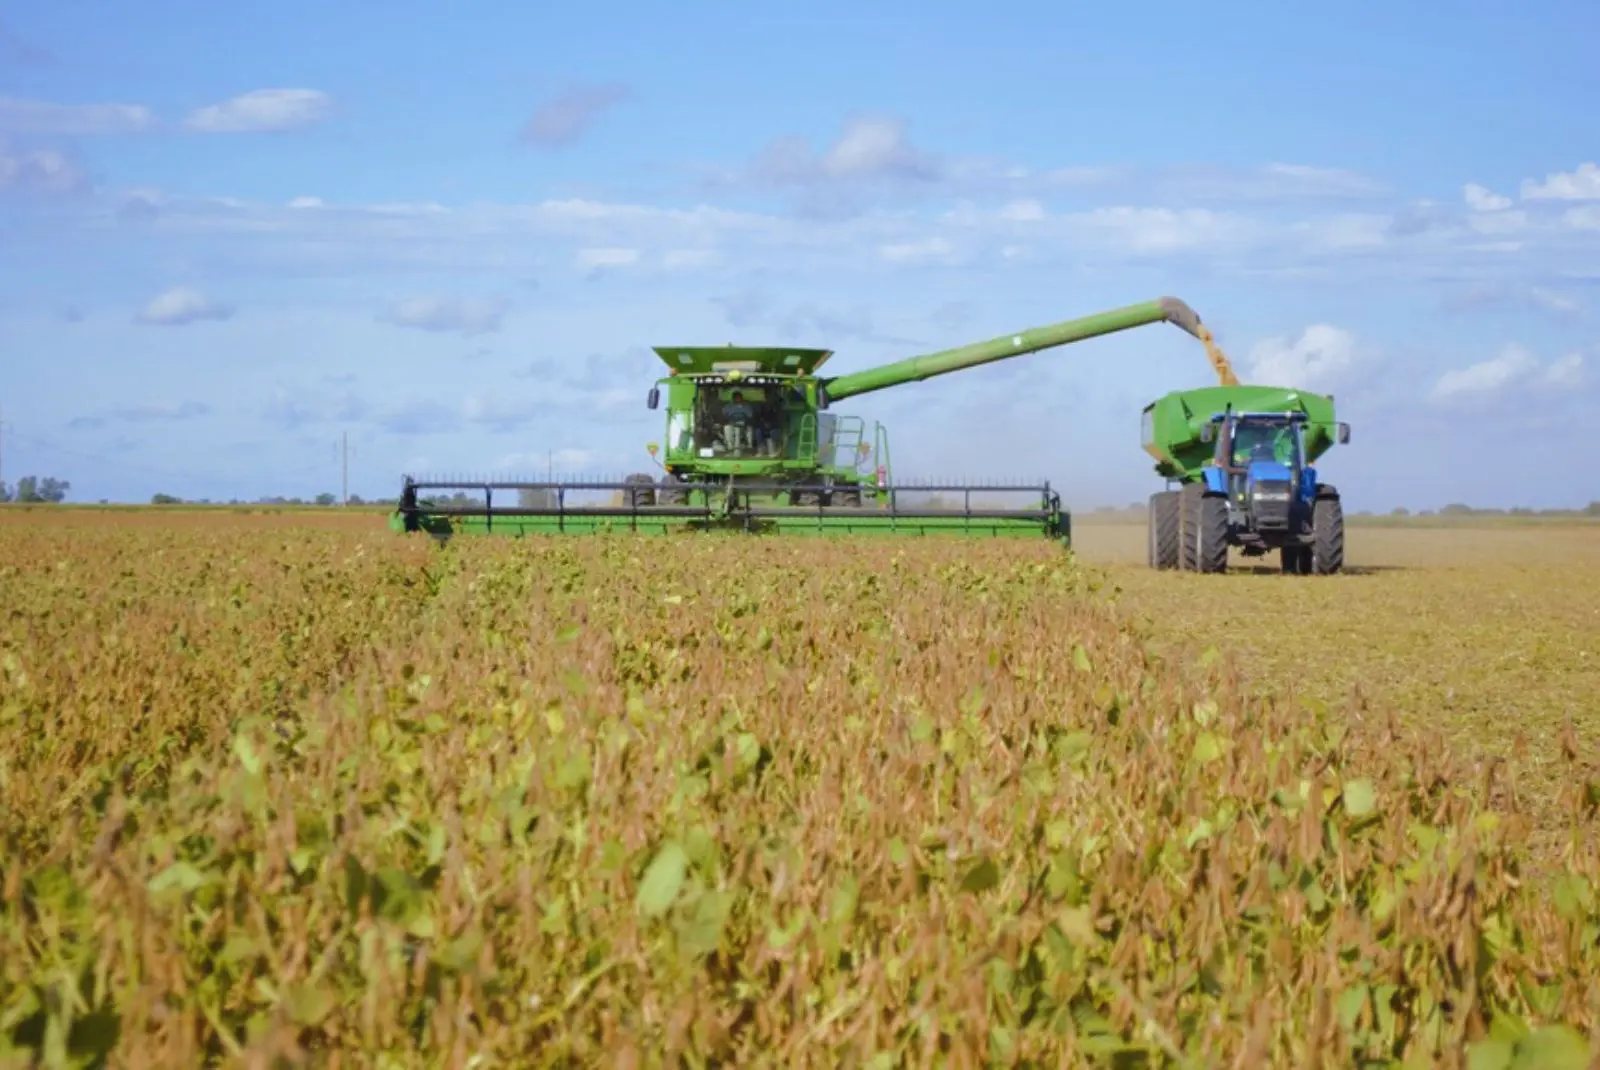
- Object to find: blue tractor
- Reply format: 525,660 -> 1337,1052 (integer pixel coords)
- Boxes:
1142,385 -> 1352,575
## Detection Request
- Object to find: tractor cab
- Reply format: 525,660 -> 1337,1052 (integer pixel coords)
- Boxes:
1201,410 -> 1309,530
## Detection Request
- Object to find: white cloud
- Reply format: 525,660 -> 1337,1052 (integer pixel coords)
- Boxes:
184,89 -> 333,133
0,139 -> 88,194
1246,325 -> 1358,389
1521,162 -> 1600,201
1432,344 -> 1536,399
382,295 -> 508,335
751,115 -> 940,187
1563,206 -> 1600,231
1528,287 -> 1583,315
1541,352 -> 1584,388
136,287 -> 234,326
0,96 -> 155,135
1464,183 -> 1513,212
1065,206 -> 1258,253
1429,343 -> 1583,401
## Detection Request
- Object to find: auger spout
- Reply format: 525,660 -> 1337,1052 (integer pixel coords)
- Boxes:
821,296 -> 1233,402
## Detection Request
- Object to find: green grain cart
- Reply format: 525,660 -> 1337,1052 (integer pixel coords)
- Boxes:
392,297 -> 1224,545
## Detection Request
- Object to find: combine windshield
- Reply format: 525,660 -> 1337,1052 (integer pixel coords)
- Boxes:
693,383 -> 788,458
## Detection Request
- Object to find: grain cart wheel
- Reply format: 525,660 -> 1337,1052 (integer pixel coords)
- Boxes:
1194,493 -> 1229,574
623,473 -> 657,508
1177,483 -> 1206,571
1311,490 -> 1345,575
1147,490 -> 1180,569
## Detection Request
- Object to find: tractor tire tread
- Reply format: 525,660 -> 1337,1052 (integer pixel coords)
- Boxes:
1312,494 -> 1344,574
1196,492 -> 1229,573
1148,490 -> 1181,569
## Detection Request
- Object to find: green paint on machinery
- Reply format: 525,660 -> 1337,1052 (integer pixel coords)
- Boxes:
1141,384 -> 1353,575
392,297 -> 1222,544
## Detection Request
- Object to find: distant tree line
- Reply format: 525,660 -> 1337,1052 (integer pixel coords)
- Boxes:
0,476 -> 70,503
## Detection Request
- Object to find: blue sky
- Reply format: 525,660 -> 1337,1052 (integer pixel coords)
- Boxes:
2,0 -> 1597,510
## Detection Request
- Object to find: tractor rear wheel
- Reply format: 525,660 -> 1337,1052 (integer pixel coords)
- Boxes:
1148,490 -> 1180,569
1311,493 -> 1344,574
1194,493 -> 1229,573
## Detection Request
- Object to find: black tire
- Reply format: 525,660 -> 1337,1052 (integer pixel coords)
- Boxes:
1311,492 -> 1344,574
1148,490 -> 1180,569
656,478 -> 685,506
1194,493 -> 1229,574
623,472 -> 656,508
834,485 -> 862,507
791,489 -> 824,507
1177,483 -> 1205,571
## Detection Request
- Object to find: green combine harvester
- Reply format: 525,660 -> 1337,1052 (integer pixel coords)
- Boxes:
392,296 -> 1231,544
1141,385 -> 1352,574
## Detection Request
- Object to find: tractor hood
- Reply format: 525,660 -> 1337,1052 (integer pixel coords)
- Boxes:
1246,459 -> 1294,485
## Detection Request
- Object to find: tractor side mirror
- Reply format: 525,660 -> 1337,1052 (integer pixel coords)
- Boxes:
647,386 -> 660,410
1199,423 -> 1215,444
1337,422 -> 1351,445
817,385 -> 830,410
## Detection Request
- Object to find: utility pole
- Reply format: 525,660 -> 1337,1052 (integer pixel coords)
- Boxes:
341,431 -> 349,506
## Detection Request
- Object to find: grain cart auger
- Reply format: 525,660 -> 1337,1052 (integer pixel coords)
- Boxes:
391,297 -> 1223,543
1141,386 -> 1353,575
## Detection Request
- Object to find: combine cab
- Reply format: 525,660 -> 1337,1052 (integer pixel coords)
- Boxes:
392,296 -> 1233,547
1141,385 -> 1352,574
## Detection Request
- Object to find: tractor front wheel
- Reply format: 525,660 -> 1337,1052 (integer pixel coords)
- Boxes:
1148,490 -> 1180,569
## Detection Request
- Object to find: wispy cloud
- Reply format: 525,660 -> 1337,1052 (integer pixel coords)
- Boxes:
69,400 -> 211,429
520,84 -> 629,148
0,97 -> 155,135
0,138 -> 89,194
136,287 -> 234,325
380,295 -> 510,335
183,89 -> 334,133
1431,342 -> 1585,403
